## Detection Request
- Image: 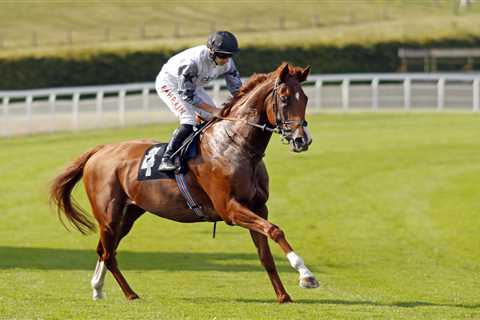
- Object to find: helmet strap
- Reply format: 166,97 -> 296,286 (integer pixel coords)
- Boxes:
210,50 -> 223,66
208,49 -> 218,64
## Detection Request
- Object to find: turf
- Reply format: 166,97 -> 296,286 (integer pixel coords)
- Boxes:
1,1 -> 480,58
1,113 -> 480,319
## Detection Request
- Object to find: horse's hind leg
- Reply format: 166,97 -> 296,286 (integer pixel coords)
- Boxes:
91,241 -> 107,300
100,197 -> 141,300
91,204 -> 144,300
86,177 -> 140,300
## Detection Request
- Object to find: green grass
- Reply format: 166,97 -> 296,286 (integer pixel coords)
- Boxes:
1,113 -> 480,319
1,1 -> 480,58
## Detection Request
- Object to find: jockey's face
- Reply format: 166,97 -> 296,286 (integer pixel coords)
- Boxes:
214,52 -> 231,65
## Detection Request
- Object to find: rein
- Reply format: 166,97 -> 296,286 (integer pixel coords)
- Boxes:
214,115 -> 279,133
214,79 -> 308,139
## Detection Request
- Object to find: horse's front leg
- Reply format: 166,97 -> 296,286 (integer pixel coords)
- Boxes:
250,229 -> 292,303
227,200 -> 319,299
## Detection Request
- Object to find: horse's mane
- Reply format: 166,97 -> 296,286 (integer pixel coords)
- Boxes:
220,73 -> 270,116
220,63 -> 306,117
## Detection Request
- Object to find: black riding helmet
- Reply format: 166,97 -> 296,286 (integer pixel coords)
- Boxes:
207,31 -> 239,59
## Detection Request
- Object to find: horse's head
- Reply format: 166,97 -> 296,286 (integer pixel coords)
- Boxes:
266,62 -> 312,153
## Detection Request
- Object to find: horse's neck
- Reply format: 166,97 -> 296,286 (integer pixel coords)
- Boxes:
232,98 -> 271,146
217,85 -> 273,159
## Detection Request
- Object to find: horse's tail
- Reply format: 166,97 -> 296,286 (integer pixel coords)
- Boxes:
49,145 -> 104,235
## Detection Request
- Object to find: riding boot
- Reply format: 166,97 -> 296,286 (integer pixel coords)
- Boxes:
158,124 -> 193,171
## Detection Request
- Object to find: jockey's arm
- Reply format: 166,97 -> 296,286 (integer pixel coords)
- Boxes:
225,60 -> 242,96
195,102 -> 220,114
178,62 -> 221,114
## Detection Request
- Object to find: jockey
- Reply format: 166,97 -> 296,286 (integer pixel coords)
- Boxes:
155,31 -> 242,171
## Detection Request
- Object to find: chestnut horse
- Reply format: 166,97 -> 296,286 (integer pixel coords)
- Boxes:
50,62 -> 319,303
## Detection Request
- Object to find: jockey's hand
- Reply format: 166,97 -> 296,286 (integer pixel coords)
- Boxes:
211,107 -> 224,119
197,102 -> 218,114
196,102 -> 223,118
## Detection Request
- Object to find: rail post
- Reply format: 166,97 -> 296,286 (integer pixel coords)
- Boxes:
403,78 -> 411,110
2,96 -> 10,137
72,93 -> 80,131
474,78 -> 480,112
342,78 -> 350,110
95,91 -> 104,128
26,95 -> 33,134
437,78 -> 445,111
119,89 -> 126,127
48,93 -> 56,133
371,78 -> 379,111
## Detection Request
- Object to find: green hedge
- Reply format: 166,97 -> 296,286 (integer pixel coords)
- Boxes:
1,38 -> 479,90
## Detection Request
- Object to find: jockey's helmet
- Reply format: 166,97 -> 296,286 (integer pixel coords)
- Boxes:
207,31 -> 239,57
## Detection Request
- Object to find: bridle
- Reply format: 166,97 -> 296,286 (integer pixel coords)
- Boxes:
215,77 -> 308,143
270,78 -> 308,143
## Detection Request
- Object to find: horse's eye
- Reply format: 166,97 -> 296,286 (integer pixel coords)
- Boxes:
280,95 -> 288,103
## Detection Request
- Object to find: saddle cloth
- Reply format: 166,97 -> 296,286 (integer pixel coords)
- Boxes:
137,139 -> 198,181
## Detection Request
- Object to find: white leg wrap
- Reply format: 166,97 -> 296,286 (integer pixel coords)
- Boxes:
91,260 -> 107,300
286,251 -> 314,279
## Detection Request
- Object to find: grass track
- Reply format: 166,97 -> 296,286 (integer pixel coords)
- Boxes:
1,113 -> 480,319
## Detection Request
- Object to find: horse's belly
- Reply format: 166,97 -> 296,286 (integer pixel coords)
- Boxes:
148,209 -> 205,223
133,190 -> 220,223
148,208 -> 222,223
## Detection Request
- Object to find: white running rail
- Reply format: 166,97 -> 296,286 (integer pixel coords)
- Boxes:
1,73 -> 479,137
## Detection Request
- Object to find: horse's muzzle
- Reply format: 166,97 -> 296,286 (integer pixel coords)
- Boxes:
289,126 -> 312,153
290,136 -> 311,152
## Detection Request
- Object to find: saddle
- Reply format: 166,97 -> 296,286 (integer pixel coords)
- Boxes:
137,122 -> 207,181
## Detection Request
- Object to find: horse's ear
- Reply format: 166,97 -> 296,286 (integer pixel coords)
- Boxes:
298,65 -> 311,82
277,62 -> 290,82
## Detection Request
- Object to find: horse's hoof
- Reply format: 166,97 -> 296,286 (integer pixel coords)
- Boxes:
299,276 -> 320,289
127,293 -> 140,300
278,294 -> 293,304
92,290 -> 105,300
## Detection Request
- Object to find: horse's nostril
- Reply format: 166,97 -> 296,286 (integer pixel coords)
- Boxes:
294,137 -> 304,146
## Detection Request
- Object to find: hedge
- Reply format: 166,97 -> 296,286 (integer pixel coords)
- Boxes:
1,38 -> 479,90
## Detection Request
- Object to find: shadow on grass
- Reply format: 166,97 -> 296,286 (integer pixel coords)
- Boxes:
184,297 -> 480,309
0,246 -> 293,272
301,299 -> 480,309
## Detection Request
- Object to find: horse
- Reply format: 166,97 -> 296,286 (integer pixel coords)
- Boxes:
50,62 -> 319,304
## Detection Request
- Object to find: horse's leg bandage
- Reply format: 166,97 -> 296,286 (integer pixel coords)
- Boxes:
286,251 -> 314,279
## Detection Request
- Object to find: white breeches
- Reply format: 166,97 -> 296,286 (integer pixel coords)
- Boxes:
155,77 -> 215,126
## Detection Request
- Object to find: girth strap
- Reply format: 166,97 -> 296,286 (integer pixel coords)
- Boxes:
175,173 -> 205,219
175,172 -> 217,238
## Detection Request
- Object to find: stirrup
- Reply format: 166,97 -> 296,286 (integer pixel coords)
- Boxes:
158,158 -> 177,171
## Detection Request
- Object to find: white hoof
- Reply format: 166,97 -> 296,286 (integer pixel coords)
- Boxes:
299,276 -> 320,289
93,289 -> 105,300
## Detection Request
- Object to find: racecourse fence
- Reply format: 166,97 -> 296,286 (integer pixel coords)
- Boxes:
1,73 -> 479,137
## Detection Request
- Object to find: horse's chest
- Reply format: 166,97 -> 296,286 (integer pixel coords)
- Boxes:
230,168 -> 258,200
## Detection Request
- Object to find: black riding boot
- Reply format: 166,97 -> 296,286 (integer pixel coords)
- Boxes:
158,124 -> 193,171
